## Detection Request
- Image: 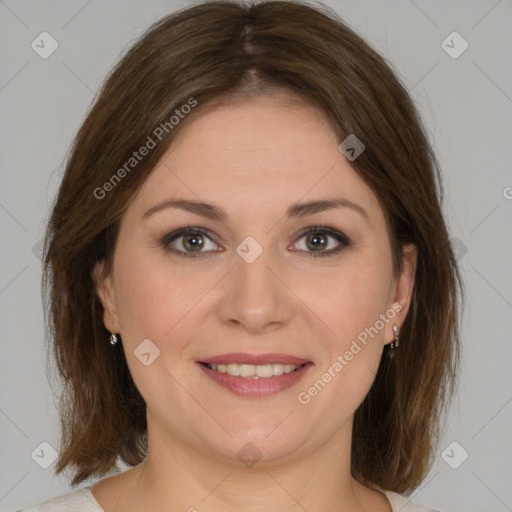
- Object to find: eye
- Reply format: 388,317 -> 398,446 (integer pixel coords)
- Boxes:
162,227 -> 221,258
162,225 -> 350,258
290,226 -> 350,257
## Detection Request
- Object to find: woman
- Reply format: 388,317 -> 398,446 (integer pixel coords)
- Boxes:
17,0 -> 463,510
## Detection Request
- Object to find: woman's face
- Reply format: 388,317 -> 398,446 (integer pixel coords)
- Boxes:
96,94 -> 416,466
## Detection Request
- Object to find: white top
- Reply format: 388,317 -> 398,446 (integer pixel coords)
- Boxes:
14,485 -> 441,511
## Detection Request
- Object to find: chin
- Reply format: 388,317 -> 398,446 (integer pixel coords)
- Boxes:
198,418 -> 312,467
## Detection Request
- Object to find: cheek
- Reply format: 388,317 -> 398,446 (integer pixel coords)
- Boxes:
113,247 -> 203,342
298,255 -> 392,407
296,286 -> 387,429
312,258 -> 393,406
111,249 -> 205,415
314,258 -> 392,349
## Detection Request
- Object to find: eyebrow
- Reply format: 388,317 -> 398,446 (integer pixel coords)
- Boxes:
142,197 -> 370,224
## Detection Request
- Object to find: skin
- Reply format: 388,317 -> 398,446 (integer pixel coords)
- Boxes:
92,92 -> 417,512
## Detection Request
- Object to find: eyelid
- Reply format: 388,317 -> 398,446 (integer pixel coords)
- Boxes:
161,225 -> 350,257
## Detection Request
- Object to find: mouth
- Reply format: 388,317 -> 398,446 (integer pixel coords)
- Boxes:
197,353 -> 313,397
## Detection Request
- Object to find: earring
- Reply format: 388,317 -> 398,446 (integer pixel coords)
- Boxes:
109,333 -> 118,345
390,323 -> 399,349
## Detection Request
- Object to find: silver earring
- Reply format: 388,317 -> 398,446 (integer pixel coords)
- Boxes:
391,324 -> 399,349
109,333 -> 118,345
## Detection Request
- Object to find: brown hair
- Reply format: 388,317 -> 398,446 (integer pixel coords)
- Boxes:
43,0 -> 464,494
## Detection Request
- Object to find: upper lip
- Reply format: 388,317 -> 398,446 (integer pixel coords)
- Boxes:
199,353 -> 311,366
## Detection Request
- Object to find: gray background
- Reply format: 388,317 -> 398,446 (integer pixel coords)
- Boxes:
1,0 -> 511,511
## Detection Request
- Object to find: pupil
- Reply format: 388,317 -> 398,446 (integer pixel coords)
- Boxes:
307,232 -> 326,251
184,233 -> 204,251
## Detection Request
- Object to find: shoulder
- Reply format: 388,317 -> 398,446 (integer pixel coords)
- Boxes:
383,489 -> 442,512
14,486 -> 103,512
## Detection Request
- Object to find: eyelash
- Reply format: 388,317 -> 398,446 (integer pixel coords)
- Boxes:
161,225 -> 351,259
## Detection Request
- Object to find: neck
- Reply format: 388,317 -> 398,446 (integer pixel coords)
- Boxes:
124,416 -> 389,512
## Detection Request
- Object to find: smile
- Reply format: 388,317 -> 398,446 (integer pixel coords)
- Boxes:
197,354 -> 313,397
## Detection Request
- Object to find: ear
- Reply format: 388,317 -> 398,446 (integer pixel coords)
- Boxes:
92,260 -> 121,333
386,243 -> 417,343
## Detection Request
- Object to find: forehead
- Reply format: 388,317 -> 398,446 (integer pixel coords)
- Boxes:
125,96 -> 383,227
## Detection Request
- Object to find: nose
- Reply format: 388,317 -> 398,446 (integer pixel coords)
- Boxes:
215,245 -> 295,335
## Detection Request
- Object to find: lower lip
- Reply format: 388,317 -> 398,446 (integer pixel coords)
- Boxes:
197,363 -> 313,397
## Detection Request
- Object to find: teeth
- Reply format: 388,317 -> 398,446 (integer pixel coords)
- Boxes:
227,363 -> 239,376
206,363 -> 302,378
